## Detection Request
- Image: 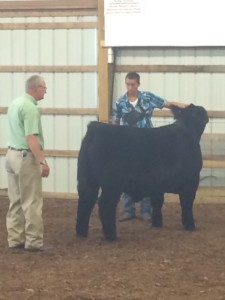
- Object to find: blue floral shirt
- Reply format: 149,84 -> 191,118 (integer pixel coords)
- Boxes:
112,91 -> 167,128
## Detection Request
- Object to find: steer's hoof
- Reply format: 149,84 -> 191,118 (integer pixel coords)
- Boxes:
152,220 -> 163,228
183,224 -> 196,231
76,234 -> 88,240
105,237 -> 117,242
76,229 -> 88,238
152,223 -> 163,228
104,234 -> 117,242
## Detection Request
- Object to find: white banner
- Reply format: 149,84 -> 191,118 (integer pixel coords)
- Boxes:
104,0 -> 225,47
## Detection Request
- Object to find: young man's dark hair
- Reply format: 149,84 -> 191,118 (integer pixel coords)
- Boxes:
125,72 -> 140,85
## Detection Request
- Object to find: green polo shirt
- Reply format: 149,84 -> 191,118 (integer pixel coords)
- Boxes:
7,93 -> 44,150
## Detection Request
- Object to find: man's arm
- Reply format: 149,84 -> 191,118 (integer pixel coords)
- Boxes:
26,135 -> 50,177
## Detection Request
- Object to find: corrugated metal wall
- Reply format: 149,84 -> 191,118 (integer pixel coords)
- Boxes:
0,15 -> 98,195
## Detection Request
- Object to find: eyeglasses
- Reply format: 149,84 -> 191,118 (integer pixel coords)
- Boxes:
38,85 -> 47,90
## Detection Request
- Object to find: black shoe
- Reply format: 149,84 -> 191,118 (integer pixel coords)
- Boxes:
9,243 -> 25,249
24,247 -> 45,252
24,246 -> 52,253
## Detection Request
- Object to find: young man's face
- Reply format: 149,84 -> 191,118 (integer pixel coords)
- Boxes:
125,78 -> 139,95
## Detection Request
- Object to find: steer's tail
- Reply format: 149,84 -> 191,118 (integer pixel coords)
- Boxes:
76,127 -> 99,237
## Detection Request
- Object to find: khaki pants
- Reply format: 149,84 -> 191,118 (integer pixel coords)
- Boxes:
5,149 -> 43,249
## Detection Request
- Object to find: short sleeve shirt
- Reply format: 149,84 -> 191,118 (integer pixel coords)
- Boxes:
112,91 -> 167,128
7,93 -> 44,149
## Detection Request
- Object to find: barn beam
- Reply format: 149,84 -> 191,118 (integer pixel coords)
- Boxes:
0,66 -> 97,73
1,64 -> 225,74
0,148 -> 79,158
0,0 -> 98,10
0,107 -> 98,115
0,10 -> 97,17
0,22 -> 97,30
116,65 -> 225,73
97,0 -> 110,123
0,107 -> 224,118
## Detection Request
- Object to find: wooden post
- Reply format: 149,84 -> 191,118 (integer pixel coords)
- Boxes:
98,0 -> 110,122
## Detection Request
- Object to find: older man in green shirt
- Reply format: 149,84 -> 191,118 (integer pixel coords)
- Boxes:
5,74 -> 50,252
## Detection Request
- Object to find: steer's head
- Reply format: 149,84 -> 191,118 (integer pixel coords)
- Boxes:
171,104 -> 209,137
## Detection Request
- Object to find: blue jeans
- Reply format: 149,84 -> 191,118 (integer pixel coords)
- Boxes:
121,193 -> 152,217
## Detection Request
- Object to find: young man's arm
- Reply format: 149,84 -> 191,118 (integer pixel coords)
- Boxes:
165,101 -> 189,109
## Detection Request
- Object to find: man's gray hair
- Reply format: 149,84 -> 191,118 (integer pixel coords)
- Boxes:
25,75 -> 44,91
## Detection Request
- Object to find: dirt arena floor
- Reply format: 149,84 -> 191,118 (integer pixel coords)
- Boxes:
0,190 -> 225,300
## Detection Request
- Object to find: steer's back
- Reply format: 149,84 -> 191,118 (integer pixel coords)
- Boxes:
78,121 -> 202,195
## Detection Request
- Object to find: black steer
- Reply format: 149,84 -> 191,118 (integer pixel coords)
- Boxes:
76,104 -> 209,241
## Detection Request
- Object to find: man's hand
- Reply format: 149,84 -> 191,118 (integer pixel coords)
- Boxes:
40,163 -> 50,178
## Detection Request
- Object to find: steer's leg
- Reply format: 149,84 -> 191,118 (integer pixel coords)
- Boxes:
98,188 -> 121,241
151,193 -> 164,228
76,183 -> 99,238
179,190 -> 196,231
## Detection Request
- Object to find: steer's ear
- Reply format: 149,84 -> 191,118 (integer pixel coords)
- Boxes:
170,105 -> 183,120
